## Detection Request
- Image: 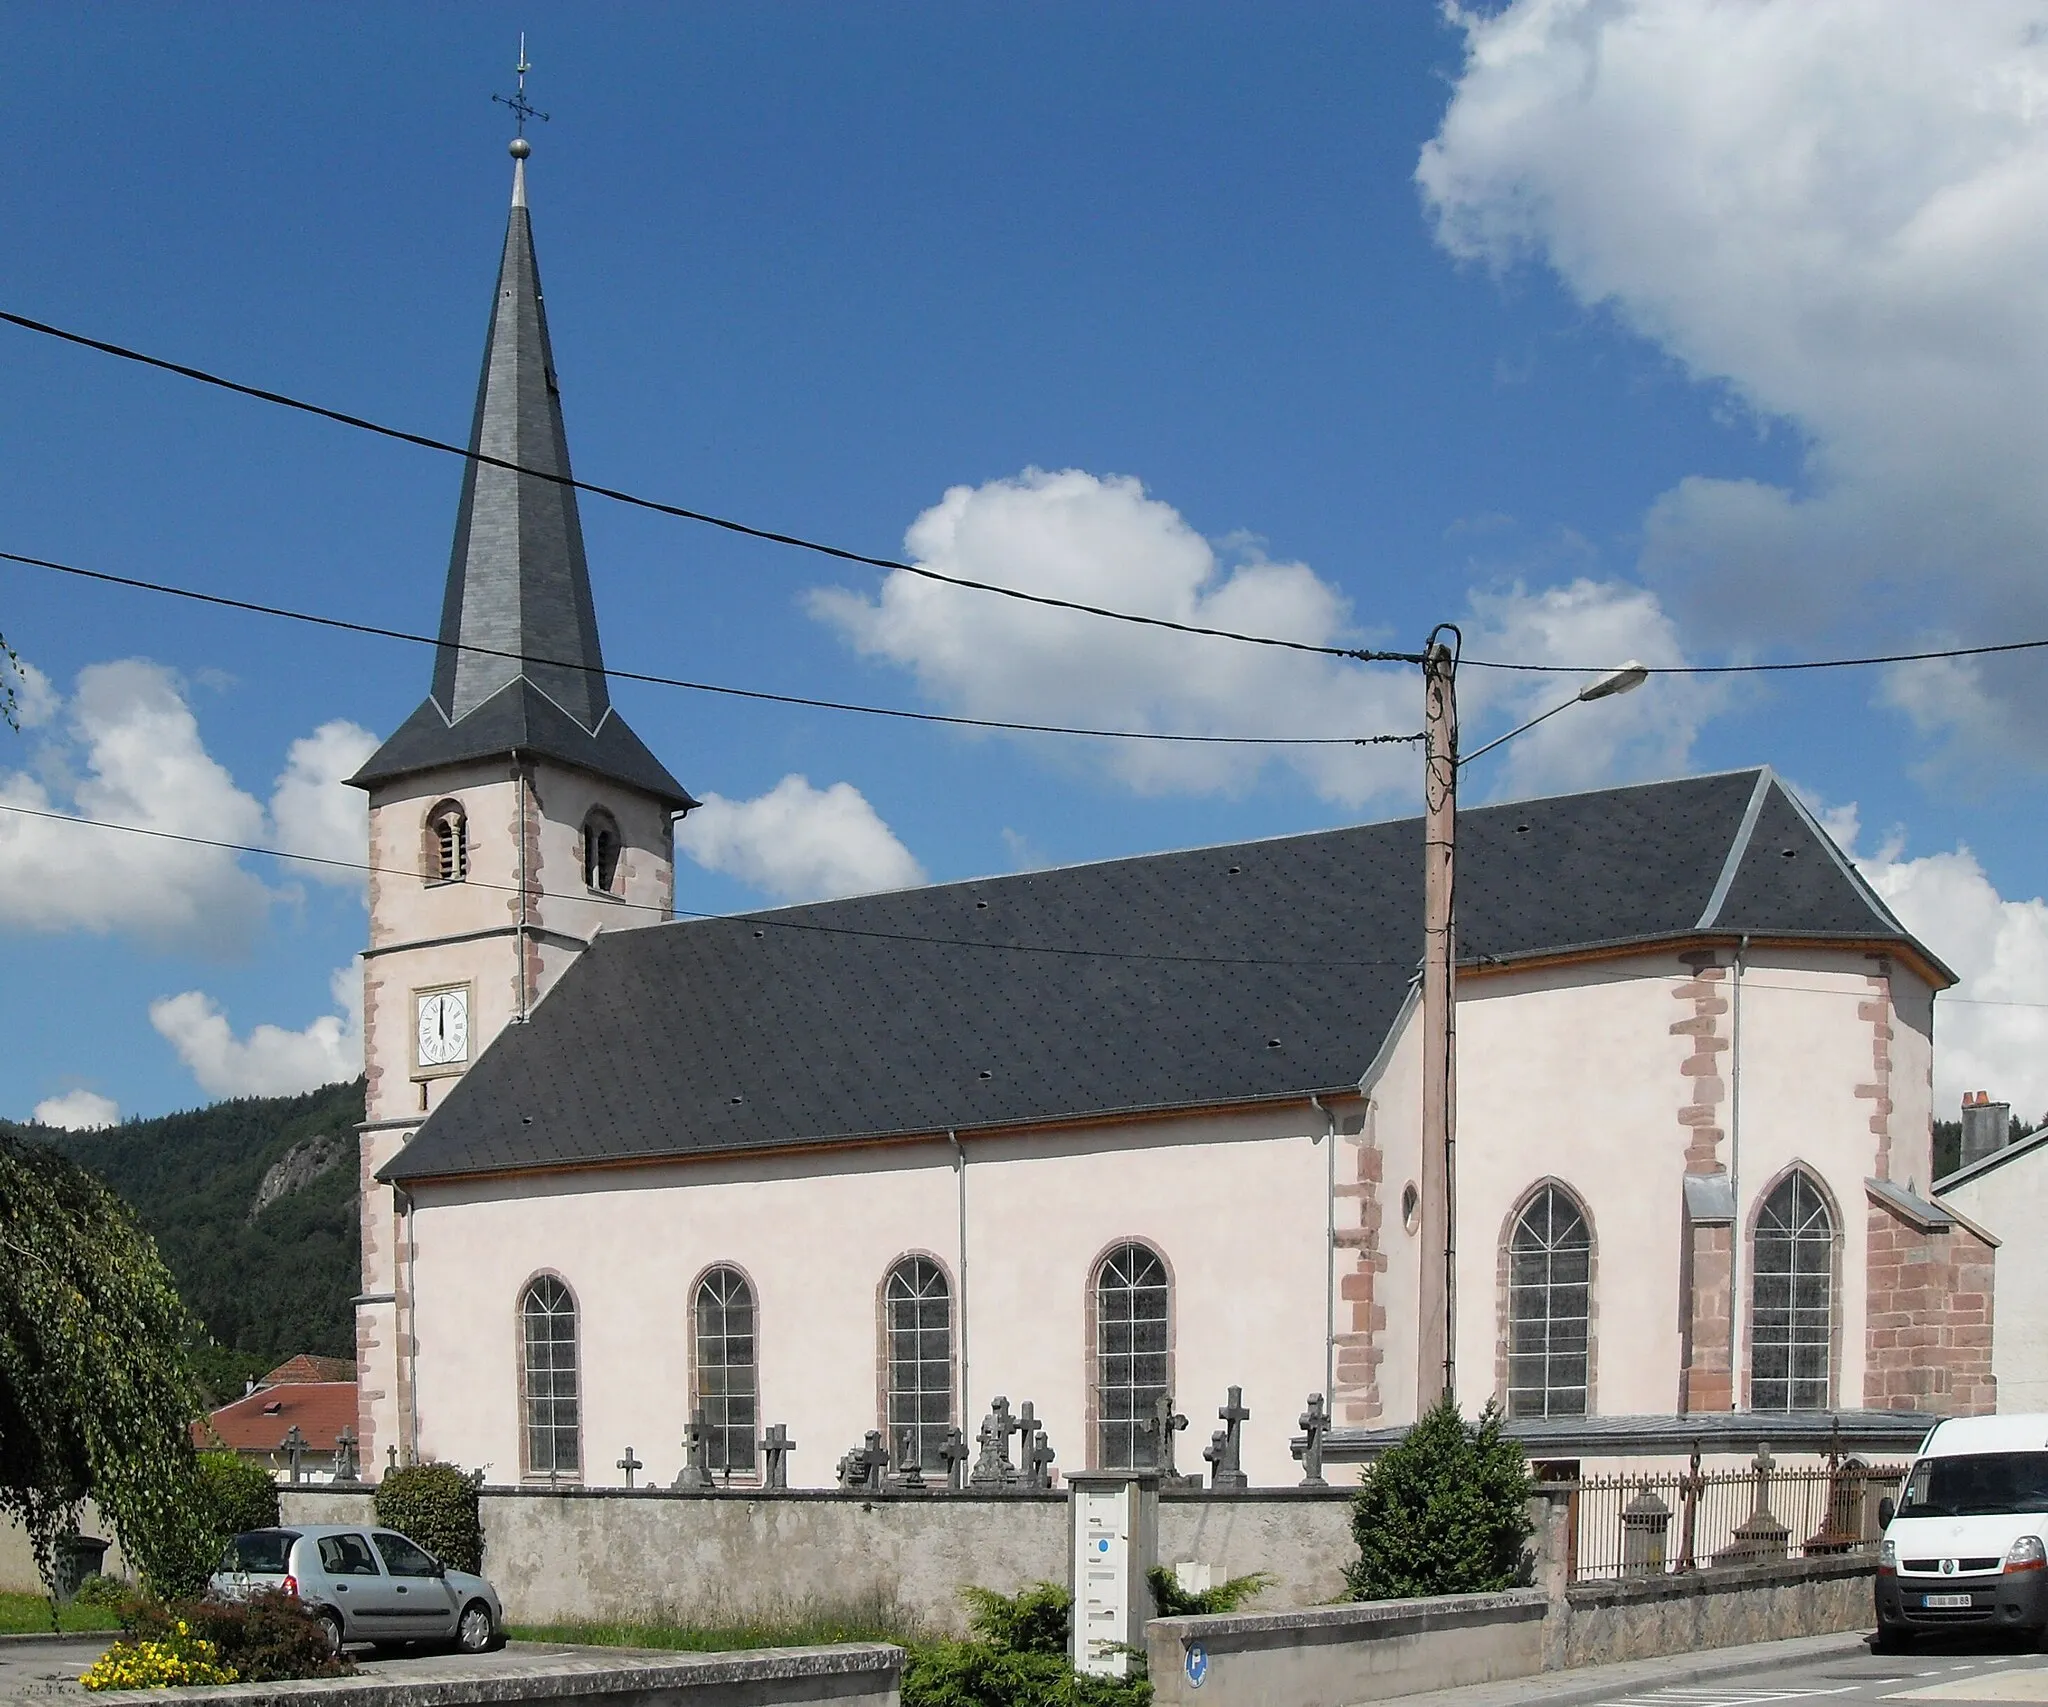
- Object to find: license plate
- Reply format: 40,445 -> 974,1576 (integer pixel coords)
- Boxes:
1922,1593 -> 1973,1609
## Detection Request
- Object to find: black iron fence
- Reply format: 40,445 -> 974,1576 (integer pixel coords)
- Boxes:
1565,1451 -> 1906,1582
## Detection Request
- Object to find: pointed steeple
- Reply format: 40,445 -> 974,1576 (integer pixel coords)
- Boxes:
352,145 -> 693,810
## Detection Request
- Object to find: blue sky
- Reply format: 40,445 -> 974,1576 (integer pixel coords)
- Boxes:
5,2 -> 2047,1128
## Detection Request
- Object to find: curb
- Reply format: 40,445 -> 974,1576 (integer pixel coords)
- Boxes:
0,1631 -> 114,1648
1388,1630 -> 1873,1707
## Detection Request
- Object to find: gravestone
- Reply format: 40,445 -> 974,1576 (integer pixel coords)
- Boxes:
1148,1394 -> 1200,1489
862,1430 -> 890,1493
971,1398 -> 1021,1487
938,1426 -> 971,1491
892,1427 -> 927,1491
280,1424 -> 309,1486
1202,1388 -> 1250,1492
1622,1483 -> 1672,1575
1026,1418 -> 1058,1490
762,1424 -> 795,1491
1297,1395 -> 1328,1488
1715,1444 -> 1791,1566
616,1446 -> 643,1490
672,1410 -> 714,1491
331,1426 -> 360,1484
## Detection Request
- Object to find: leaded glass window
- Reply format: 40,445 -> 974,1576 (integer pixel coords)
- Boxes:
1095,1243 -> 1169,1468
1506,1185 -> 1591,1419
521,1275 -> 580,1477
885,1257 -> 953,1471
695,1266 -> 758,1474
1752,1172 -> 1833,1411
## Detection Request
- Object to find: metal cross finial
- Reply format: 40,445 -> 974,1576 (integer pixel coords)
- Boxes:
493,34 -> 552,139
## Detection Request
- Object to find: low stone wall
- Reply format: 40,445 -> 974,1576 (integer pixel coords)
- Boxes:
277,1486 -> 1356,1635
1145,1590 -> 1549,1707
141,1645 -> 902,1707
1562,1554 -> 1874,1668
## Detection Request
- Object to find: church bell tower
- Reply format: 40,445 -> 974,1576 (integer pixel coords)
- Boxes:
346,131 -> 695,1474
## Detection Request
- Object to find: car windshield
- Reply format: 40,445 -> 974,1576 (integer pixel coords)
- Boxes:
1899,1452 -> 2048,1518
222,1530 -> 300,1575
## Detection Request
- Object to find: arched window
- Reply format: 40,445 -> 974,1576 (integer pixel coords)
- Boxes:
1094,1243 -> 1170,1469
1752,1171 -> 1834,1412
694,1266 -> 757,1475
884,1257 -> 953,1471
425,801 -> 468,883
583,809 -> 622,894
520,1275 -> 579,1477
1506,1184 -> 1592,1419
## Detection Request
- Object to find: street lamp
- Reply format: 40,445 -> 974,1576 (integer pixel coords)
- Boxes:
1415,646 -> 1650,1407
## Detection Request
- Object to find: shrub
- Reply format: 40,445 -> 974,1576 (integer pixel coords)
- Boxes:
1144,1566 -> 1273,1617
125,1590 -> 350,1683
196,1450 -> 280,1540
900,1582 -> 1149,1707
1346,1394 -> 1534,1602
72,1574 -> 128,1611
374,1462 -> 482,1573
79,1619 -> 237,1691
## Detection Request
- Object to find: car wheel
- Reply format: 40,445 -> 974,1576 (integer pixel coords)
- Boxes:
317,1609 -> 346,1655
456,1602 -> 495,1655
1873,1622 -> 1914,1655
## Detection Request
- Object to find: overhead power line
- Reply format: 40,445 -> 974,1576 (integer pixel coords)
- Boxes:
0,799 -> 1426,970
0,547 -> 1420,749
7,310 -> 2040,681
0,308 -> 1413,666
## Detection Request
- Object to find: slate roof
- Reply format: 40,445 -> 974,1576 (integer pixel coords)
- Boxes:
384,767 -> 1947,1185
351,158 -> 692,810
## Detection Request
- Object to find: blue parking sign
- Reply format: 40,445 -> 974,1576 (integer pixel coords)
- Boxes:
1184,1641 -> 1208,1688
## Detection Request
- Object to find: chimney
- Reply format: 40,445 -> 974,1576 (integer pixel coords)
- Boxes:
1960,1090 -> 2011,1169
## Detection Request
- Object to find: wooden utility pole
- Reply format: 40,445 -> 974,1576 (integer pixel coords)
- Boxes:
1416,633 -> 1458,1406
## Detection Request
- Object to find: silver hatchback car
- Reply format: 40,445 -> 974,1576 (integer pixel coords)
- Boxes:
210,1523 -> 504,1655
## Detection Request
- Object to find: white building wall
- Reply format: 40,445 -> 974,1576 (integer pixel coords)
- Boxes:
1941,1143 -> 2048,1411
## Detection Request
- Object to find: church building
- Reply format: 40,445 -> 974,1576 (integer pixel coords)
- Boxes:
349,143 -> 1994,1492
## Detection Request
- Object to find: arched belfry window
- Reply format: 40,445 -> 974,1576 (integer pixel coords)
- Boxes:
520,1275 -> 579,1478
884,1257 -> 954,1471
694,1266 -> 758,1475
1752,1170 -> 1834,1412
1094,1242 -> 1170,1469
1505,1184 -> 1592,1419
583,809 -> 622,894
426,801 -> 468,883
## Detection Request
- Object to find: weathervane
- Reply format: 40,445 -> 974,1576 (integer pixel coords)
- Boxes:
492,34 -> 551,145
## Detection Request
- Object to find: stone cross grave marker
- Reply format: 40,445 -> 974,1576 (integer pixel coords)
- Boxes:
331,1426 -> 359,1484
1203,1387 -> 1250,1491
673,1410 -> 714,1491
861,1430 -> 890,1493
616,1446 -> 643,1490
762,1424 -> 795,1491
1297,1395 -> 1329,1488
280,1424 -> 309,1485
971,1398 -> 1020,1487
938,1426 -> 971,1491
1150,1394 -> 1197,1487
893,1428 -> 927,1491
1025,1416 -> 1057,1489
1016,1402 -> 1041,1487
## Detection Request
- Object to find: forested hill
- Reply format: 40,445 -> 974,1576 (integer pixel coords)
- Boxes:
3,1079 -> 365,1390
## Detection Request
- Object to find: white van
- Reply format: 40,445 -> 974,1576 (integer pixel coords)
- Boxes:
1877,1414 -> 2048,1650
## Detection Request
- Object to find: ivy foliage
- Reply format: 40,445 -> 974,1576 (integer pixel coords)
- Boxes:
0,1132 -> 215,1602
374,1462 -> 484,1574
1346,1394 -> 1534,1602
901,1582 -> 1150,1707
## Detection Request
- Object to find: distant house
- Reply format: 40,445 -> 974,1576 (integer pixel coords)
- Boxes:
1936,1095 -> 2035,1408
196,1356 -> 360,1482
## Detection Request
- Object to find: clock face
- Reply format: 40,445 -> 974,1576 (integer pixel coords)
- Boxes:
416,990 -> 469,1068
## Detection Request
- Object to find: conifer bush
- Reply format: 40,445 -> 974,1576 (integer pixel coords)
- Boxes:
1346,1394 -> 1534,1601
373,1462 -> 483,1574
901,1582 -> 1149,1707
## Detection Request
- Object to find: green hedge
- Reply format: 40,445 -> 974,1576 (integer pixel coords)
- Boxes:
196,1451 -> 280,1542
373,1463 -> 482,1574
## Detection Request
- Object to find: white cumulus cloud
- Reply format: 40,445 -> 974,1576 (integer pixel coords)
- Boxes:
0,661 -> 376,950
677,774 -> 925,902
1421,0 -> 2048,760
814,467 -> 1703,807
31,1088 -> 120,1131
150,961 -> 364,1099
270,720 -> 379,891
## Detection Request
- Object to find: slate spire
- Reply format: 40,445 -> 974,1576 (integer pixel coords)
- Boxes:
351,144 -> 693,809
432,146 -> 607,731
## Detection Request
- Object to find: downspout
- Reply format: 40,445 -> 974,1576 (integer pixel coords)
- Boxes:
399,1184 -> 421,1465
948,1131 -> 970,1422
1729,935 -> 1749,1407
1311,1096 -> 1338,1408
